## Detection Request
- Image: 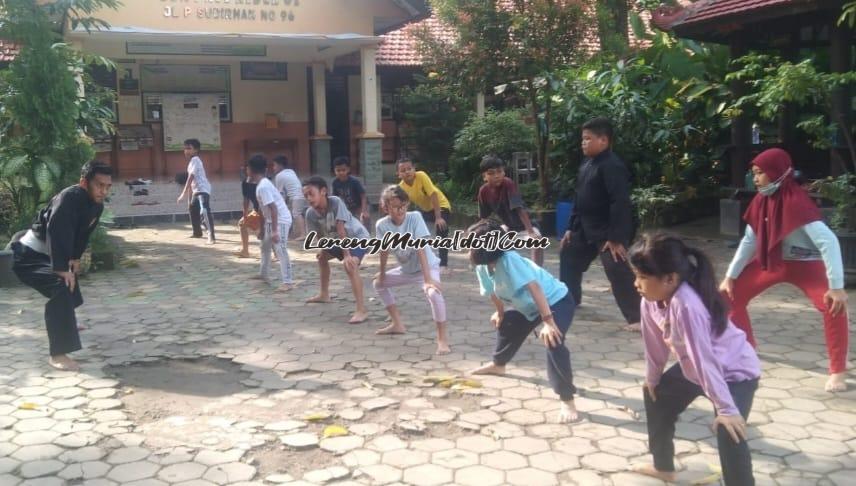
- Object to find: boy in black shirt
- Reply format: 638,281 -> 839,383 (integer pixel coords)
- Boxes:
331,156 -> 370,230
10,160 -> 113,371
559,118 -> 641,331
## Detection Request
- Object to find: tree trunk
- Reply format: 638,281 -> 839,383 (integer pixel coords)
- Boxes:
527,79 -> 548,208
597,0 -> 630,54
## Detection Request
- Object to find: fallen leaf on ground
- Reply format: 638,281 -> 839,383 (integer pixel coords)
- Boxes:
322,425 -> 349,438
303,411 -> 331,422
17,403 -> 38,410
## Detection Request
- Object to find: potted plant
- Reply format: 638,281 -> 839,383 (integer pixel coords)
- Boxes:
811,174 -> 856,286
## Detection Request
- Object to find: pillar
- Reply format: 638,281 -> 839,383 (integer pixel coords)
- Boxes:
830,21 -> 853,174
359,46 -> 384,197
310,63 -> 332,175
729,37 -> 751,187
476,92 -> 485,118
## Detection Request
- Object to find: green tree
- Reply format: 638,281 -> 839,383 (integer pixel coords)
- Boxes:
0,0 -> 119,239
415,0 -> 589,206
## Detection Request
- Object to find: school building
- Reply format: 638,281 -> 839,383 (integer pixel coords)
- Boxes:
64,0 -> 431,195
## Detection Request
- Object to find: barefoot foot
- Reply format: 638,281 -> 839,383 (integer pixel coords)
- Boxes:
376,323 -> 406,335
470,363 -> 506,376
275,283 -> 295,293
233,251 -> 250,258
558,400 -> 581,423
623,322 -> 641,332
48,355 -> 80,372
306,294 -> 332,304
826,373 -> 847,392
348,311 -> 369,324
435,342 -> 451,355
631,464 -> 677,483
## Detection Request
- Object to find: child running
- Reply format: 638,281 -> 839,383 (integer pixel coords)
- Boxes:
629,233 -> 760,486
248,155 -> 294,291
373,185 -> 450,355
303,176 -> 371,324
467,219 -> 579,423
720,148 -> 849,392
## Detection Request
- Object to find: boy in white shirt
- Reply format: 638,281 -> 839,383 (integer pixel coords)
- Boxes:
177,138 -> 215,244
248,154 -> 294,291
272,155 -> 307,240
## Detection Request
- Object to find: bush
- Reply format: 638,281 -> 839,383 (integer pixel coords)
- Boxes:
450,109 -> 535,197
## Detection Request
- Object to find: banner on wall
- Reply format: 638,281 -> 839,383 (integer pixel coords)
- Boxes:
162,93 -> 221,151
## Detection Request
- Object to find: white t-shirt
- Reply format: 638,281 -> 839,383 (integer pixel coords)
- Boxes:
275,169 -> 303,202
187,156 -> 212,195
376,212 -> 440,274
255,178 -> 292,226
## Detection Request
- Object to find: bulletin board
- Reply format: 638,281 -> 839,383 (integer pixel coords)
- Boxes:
162,93 -> 221,151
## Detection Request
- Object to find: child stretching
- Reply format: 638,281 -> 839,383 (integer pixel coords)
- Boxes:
629,233 -> 760,486
373,185 -> 450,355
720,148 -> 849,392
302,176 -> 371,324
468,219 -> 579,423
397,158 -> 453,274
248,155 -> 294,291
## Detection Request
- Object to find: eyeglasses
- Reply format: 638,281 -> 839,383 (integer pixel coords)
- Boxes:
386,204 -> 407,213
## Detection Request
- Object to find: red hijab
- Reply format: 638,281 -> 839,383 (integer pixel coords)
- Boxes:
743,148 -> 822,271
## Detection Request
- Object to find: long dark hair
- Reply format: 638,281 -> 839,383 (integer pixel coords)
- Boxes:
628,233 -> 729,336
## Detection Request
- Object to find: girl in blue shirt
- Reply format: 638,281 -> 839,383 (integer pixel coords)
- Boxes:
468,219 -> 580,422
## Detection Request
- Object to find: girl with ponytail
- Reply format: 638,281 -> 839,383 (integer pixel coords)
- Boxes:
721,148 -> 849,392
628,233 -> 760,486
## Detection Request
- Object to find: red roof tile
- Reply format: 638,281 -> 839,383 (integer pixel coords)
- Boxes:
0,39 -> 20,62
681,0 -> 797,26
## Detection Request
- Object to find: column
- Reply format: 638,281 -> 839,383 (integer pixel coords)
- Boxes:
476,92 -> 485,118
830,21 -> 853,175
358,46 -> 384,199
310,63 -> 332,175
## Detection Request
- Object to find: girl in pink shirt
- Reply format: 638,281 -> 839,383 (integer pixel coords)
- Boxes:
629,233 -> 760,486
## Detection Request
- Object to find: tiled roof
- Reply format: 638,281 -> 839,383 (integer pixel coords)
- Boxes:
377,16 -> 455,66
0,40 -> 19,62
375,7 -> 652,67
653,0 -> 803,31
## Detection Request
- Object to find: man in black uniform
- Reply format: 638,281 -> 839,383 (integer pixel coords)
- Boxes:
10,160 -> 112,371
559,118 -> 641,331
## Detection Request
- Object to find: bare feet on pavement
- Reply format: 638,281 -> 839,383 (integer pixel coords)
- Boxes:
826,373 -> 847,392
48,354 -> 80,372
470,362 -> 506,376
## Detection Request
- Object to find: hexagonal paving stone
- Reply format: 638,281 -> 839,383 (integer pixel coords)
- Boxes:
106,447 -> 151,465
553,436 -> 597,456
202,462 -> 257,483
503,436 -> 550,455
106,461 -> 160,482
358,464 -> 402,484
280,433 -> 318,450
12,431 -> 60,447
506,467 -> 558,486
382,449 -> 429,468
481,450 -> 528,471
503,409 -> 545,426
342,449 -> 381,468
19,459 -> 64,478
57,461 -> 111,480
402,464 -> 453,486
456,435 -> 501,454
194,449 -> 245,466
11,445 -> 64,462
597,436 -> 648,457
13,418 -> 56,433
458,410 -> 501,426
411,438 -> 454,453
580,452 -> 629,473
0,458 -> 19,475
794,438 -> 851,457
319,435 -> 364,454
455,465 -> 505,486
158,462 -> 207,482
367,434 -> 407,452
431,449 -> 479,469
529,451 -> 580,473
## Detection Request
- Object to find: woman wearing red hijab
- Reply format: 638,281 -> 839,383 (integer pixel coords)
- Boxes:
720,148 -> 849,392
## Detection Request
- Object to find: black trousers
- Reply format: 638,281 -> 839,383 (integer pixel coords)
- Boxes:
645,364 -> 758,486
559,233 -> 641,323
11,243 -> 83,356
492,294 -> 576,400
189,192 -> 215,239
420,208 -> 451,267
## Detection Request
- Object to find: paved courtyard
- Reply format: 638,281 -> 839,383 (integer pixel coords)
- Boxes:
1,220 -> 855,485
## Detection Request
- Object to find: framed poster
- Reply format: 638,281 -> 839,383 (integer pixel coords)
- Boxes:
162,94 -> 221,151
241,62 -> 288,81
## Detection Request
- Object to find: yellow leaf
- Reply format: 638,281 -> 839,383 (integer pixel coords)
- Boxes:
17,402 -> 38,410
322,425 -> 349,438
424,375 -> 457,384
362,381 -> 375,390
455,379 -> 482,389
303,412 -> 331,422
690,464 -> 723,485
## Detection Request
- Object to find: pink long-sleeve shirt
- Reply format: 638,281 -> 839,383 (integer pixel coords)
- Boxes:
642,283 -> 761,416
